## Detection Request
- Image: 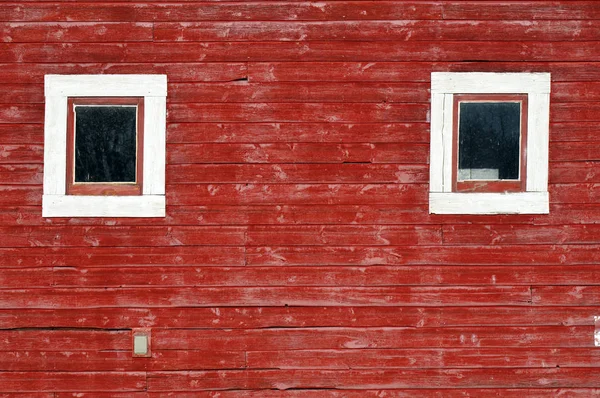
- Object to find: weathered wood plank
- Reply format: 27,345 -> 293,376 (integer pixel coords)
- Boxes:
0,22 -> 152,42
0,146 -> 43,164
0,2 -> 443,22
553,82 -> 600,102
0,80 -> 555,104
0,286 -> 531,308
0,268 -> 53,288
0,125 -> 43,144
0,186 -> 41,206
0,350 -> 245,371
0,104 -> 43,124
167,103 -> 428,123
33,264 -> 600,288
246,347 -> 600,369
166,184 -> 427,206
155,20 -> 600,42
442,1 -> 600,20
552,123 -> 600,142
153,326 -> 591,351
0,84 -> 44,104
0,393 -> 52,398
4,41 -> 600,63
0,371 -> 146,392
0,226 -> 246,248
169,82 -> 429,103
550,140 -> 600,160
0,246 -> 246,267
0,165 -> 42,184
3,62 -> 598,91
533,286 -> 600,306
245,245 -> 600,266
0,330 -> 130,351
552,104 -> 600,122
6,2 -> 600,23
550,162 -> 600,183
4,62 -> 600,85
146,368 -> 600,390
245,225 -> 442,246
535,204 -> 600,225
167,164 -> 428,184
0,63 -> 248,84
3,347 -> 599,372
0,241 -> 600,268
167,143 -> 428,164
249,61 -> 600,82
551,184 -> 600,204
4,204 -> 600,227
0,224 -> 442,250
1,306 -> 596,329
167,143 -> 373,164
167,122 -> 429,144
442,224 -> 600,245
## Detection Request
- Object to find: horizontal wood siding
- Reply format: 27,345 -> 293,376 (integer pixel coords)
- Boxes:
1,0 -> 599,394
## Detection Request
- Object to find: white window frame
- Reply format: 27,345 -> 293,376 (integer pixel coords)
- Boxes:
43,74 -> 167,217
429,72 -> 551,215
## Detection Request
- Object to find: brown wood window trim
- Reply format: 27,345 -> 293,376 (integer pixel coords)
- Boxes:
451,94 -> 528,193
66,97 -> 144,196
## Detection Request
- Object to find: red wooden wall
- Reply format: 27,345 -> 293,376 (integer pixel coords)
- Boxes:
1,1 -> 600,395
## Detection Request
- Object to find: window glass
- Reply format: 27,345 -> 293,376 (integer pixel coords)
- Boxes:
74,105 -> 137,183
458,101 -> 521,181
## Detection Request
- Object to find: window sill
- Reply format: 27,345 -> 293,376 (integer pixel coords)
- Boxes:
42,195 -> 165,218
429,192 -> 549,215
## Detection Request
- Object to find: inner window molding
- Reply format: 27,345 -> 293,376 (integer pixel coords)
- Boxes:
453,94 -> 528,193
429,72 -> 551,215
43,74 -> 167,217
67,97 -> 144,196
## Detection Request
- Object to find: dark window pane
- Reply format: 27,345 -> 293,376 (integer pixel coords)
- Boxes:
74,106 -> 137,183
458,102 -> 521,181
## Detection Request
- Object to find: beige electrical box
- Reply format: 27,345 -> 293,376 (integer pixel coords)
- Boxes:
132,328 -> 151,358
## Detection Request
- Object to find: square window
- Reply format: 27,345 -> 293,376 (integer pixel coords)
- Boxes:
43,75 -> 167,218
429,72 -> 551,214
